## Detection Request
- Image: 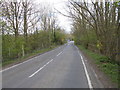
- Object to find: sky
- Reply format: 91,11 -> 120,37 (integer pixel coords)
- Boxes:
34,0 -> 72,33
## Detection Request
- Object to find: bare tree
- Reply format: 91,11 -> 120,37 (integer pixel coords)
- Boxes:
2,0 -> 23,38
68,0 -> 119,61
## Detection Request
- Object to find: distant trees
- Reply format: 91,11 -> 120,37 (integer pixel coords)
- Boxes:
1,0 -> 66,61
68,0 -> 120,62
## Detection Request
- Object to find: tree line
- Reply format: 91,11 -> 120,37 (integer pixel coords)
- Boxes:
1,0 -> 66,61
67,0 -> 120,62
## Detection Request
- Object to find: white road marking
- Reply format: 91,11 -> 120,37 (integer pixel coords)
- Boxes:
57,52 -> 62,56
29,59 -> 53,78
0,46 -> 64,72
78,51 -> 93,88
0,58 -> 34,73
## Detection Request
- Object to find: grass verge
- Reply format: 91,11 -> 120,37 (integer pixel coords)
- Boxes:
2,45 -> 59,68
77,45 -> 119,87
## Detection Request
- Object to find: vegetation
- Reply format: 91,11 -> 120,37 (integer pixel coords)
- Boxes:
2,45 -> 58,67
66,0 -> 120,86
1,0 -> 67,66
77,45 -> 119,86
0,0 -> 119,86
67,1 -> 120,62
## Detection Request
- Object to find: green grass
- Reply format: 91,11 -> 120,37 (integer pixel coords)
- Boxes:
2,45 -> 59,67
77,45 -> 119,86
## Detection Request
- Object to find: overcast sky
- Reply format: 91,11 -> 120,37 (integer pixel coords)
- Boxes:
34,0 -> 72,33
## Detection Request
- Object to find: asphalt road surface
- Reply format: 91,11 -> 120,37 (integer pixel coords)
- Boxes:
2,41 -> 103,88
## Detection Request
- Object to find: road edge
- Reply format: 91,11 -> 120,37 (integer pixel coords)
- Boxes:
76,45 -> 118,88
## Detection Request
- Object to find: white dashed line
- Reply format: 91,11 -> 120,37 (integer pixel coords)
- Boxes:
29,50 -> 63,78
57,52 -> 62,56
0,46 -> 63,72
29,59 -> 53,78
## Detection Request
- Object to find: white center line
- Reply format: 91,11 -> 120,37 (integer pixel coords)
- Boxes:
57,52 -> 62,56
29,59 -> 53,78
1,46 -> 63,72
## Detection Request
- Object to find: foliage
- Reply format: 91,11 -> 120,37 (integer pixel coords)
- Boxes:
2,45 -> 58,67
77,45 -> 119,86
1,0 -> 67,63
69,1 -> 120,62
2,30 -> 66,62
54,30 -> 66,45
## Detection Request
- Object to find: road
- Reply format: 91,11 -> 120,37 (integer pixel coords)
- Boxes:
2,41 -> 103,88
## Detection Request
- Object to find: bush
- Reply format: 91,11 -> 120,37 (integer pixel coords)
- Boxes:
2,30 -> 66,61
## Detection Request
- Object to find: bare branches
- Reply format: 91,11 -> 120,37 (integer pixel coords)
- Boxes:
68,0 -> 119,61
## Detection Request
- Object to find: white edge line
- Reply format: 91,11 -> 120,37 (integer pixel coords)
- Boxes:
78,51 -> 93,88
0,58 -> 33,73
0,46 -> 63,72
28,59 -> 53,78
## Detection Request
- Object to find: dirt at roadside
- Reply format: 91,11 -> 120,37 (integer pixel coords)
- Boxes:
79,48 -> 118,88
